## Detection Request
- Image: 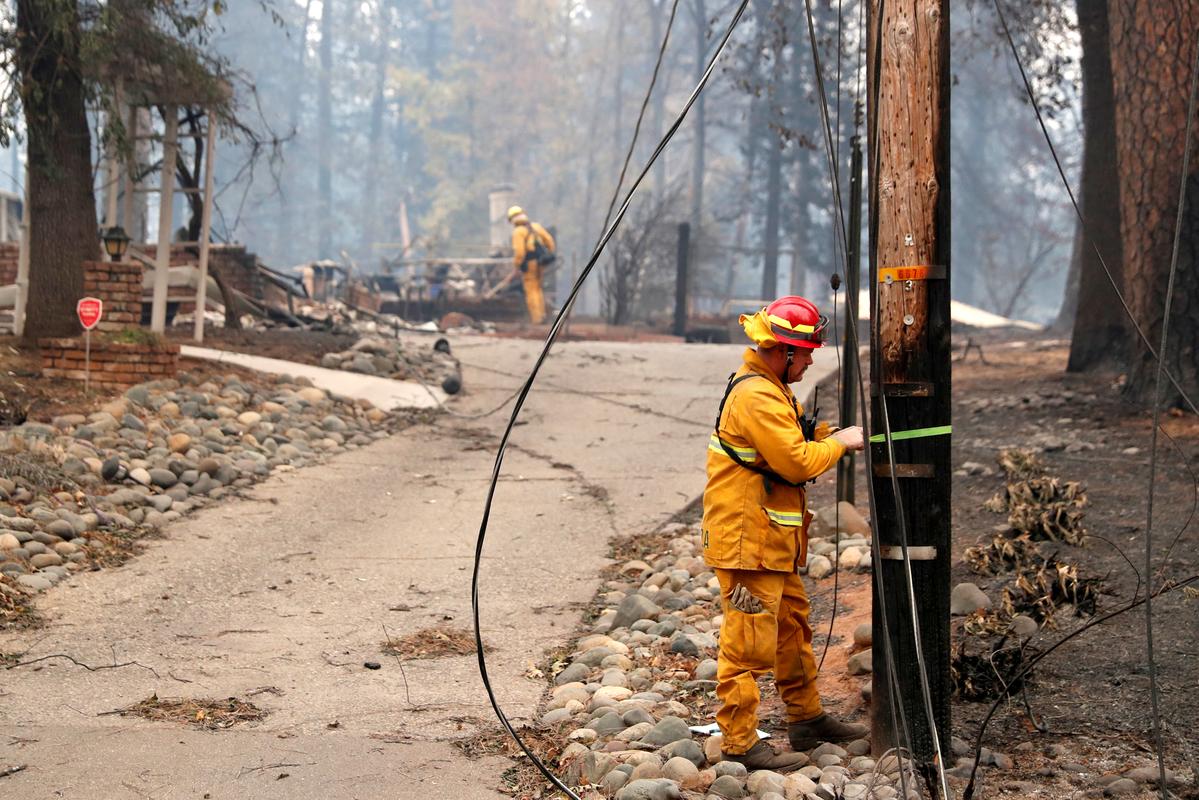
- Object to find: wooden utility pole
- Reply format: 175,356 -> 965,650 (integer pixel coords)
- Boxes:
867,0 -> 952,770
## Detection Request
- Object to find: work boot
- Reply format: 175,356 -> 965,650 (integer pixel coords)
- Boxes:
788,714 -> 869,751
722,740 -> 807,773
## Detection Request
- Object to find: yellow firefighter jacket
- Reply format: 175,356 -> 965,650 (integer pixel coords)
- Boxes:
512,222 -> 555,269
702,348 -> 847,572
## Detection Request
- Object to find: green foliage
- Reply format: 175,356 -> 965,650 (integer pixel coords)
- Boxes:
1,1 -> 282,147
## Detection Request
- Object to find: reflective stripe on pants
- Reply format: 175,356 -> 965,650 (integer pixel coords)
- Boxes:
714,567 -> 823,754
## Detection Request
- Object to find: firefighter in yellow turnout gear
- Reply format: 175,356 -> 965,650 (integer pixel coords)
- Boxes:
703,296 -> 867,772
507,206 -> 555,324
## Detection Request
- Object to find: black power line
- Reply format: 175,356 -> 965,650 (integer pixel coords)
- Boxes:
990,0 -> 1199,418
800,0 -> 942,796
470,2 -> 751,796
1143,23 -> 1199,800
964,4 -> 1199,798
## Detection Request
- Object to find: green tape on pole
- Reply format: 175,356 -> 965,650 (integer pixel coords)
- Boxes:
869,425 -> 952,444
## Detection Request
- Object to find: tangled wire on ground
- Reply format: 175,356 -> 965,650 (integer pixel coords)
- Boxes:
951,637 -> 1032,703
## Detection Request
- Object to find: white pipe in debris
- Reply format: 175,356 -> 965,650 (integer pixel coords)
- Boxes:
122,103 -> 138,238
194,107 -> 217,344
102,82 -> 122,246
151,105 -> 178,333
14,168 -> 28,337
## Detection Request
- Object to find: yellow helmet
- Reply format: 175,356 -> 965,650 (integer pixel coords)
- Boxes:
506,205 -> 524,221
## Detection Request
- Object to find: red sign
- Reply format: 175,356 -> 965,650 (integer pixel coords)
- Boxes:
76,297 -> 103,331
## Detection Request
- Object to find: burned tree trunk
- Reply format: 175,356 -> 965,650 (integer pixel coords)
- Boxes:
1064,0 -> 1126,371
1109,0 -> 1199,406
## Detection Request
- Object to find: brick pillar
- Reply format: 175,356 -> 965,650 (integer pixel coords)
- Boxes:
82,260 -> 144,331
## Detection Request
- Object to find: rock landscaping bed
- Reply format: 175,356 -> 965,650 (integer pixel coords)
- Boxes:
501,512 -> 923,800
490,488 -> 1193,800
319,335 -> 463,394
0,366 -> 409,623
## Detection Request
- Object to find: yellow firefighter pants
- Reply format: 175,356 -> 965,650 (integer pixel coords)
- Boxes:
714,567 -> 823,754
521,263 -> 546,324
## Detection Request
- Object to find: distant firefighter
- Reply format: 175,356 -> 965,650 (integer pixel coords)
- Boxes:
505,205 -> 556,324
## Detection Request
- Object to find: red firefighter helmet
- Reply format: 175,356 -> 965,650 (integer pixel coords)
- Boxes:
765,295 -> 828,349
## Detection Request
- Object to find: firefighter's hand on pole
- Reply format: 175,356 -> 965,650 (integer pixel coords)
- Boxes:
832,426 -> 865,451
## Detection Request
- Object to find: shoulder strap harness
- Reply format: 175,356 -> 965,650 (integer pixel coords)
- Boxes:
714,371 -> 820,489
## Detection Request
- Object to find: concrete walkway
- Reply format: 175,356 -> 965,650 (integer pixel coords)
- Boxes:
181,345 -> 445,411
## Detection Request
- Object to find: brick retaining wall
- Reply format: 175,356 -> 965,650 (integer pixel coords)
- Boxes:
82,261 -> 143,331
39,337 -> 179,388
0,242 -> 17,285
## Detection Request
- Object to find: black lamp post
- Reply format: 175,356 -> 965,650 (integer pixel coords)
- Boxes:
101,225 -> 131,261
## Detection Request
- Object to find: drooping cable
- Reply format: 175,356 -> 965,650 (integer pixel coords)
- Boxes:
962,5 -> 1199,798
1141,25 -> 1199,800
801,2 -> 930,795
961,573 -> 1199,800
841,271 -> 917,800
816,276 -> 843,676
598,0 -> 681,238
470,3 -> 751,795
991,0 -> 1199,416
414,379 -> 524,420
816,0 -> 870,680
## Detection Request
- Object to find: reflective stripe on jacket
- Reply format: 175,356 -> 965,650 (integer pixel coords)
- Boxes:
702,348 -> 847,572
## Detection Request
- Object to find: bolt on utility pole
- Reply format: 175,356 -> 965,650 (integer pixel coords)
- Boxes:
867,0 -> 952,771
